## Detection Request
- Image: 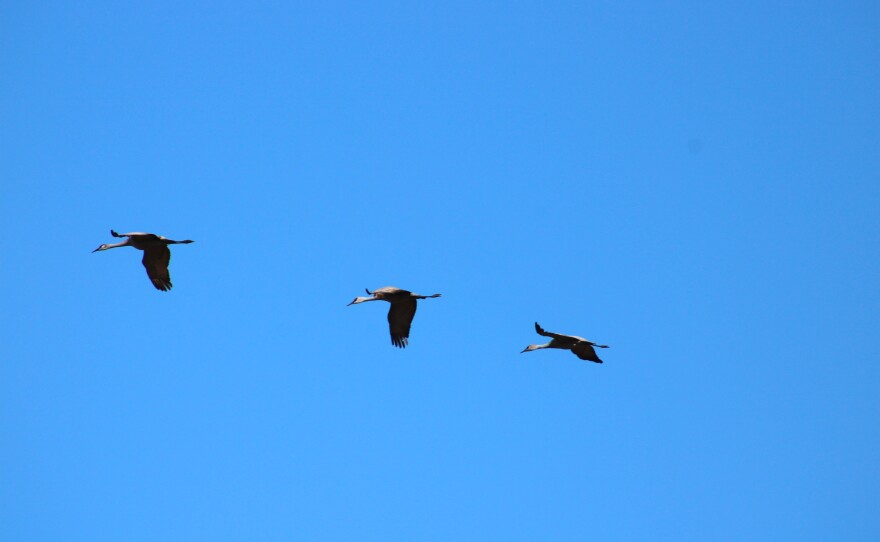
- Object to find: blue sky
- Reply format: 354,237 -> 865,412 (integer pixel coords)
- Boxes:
2,1 -> 878,540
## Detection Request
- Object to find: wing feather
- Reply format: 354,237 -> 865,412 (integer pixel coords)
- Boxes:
142,245 -> 172,291
571,341 -> 603,363
388,299 -> 417,348
535,322 -> 576,341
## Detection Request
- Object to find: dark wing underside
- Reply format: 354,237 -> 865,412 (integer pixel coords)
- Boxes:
387,299 -> 417,348
571,341 -> 603,363
142,245 -> 172,291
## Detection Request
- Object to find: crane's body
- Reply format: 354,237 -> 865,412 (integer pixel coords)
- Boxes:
348,286 -> 441,348
93,230 -> 194,291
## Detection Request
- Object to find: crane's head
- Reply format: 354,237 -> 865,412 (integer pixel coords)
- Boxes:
520,344 -> 541,353
92,244 -> 110,253
348,289 -> 379,306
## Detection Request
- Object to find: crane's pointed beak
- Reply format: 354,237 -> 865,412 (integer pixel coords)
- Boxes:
91,247 -> 101,253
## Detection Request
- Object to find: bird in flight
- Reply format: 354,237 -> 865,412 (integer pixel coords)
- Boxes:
93,230 -> 194,291
521,322 -> 609,363
348,286 -> 441,348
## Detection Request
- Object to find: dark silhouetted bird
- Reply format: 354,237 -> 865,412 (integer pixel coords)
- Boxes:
521,322 -> 609,363
348,286 -> 441,348
93,230 -> 194,291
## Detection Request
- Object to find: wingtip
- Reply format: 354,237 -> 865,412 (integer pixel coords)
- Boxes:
151,279 -> 172,292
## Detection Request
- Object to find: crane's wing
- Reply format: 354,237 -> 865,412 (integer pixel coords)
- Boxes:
571,341 -> 603,363
142,245 -> 172,291
387,298 -> 417,348
535,322 -> 575,341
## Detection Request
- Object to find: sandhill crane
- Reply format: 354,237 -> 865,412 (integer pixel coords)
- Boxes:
347,287 -> 441,348
521,322 -> 609,363
92,230 -> 194,291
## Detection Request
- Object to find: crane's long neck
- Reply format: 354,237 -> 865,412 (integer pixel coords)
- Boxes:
348,296 -> 380,306
521,342 -> 552,353
101,240 -> 130,250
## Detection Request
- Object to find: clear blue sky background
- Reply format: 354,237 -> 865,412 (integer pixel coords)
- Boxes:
2,2 -> 878,540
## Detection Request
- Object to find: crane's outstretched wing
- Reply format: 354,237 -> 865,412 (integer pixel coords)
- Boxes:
535,322 -> 574,341
571,341 -> 603,363
388,299 -> 417,348
113,230 -> 153,238
142,245 -> 172,291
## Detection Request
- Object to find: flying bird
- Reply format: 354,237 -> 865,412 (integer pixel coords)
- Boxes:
521,322 -> 609,363
348,286 -> 441,348
92,230 -> 194,291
